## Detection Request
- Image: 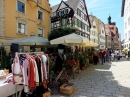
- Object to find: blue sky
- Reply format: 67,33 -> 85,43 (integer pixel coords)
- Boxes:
49,0 -> 124,40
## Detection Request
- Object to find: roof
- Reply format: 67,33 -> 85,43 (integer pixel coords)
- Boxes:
51,0 -> 80,12
51,0 -> 91,28
121,0 -> 126,17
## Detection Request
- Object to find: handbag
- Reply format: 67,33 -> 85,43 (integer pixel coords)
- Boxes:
12,53 -> 23,84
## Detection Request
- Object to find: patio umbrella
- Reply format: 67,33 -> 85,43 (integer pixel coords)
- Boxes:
124,48 -> 128,50
81,41 -> 98,47
50,33 -> 90,46
3,35 -> 50,46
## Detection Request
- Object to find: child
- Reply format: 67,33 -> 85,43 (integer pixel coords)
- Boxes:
111,52 -> 115,61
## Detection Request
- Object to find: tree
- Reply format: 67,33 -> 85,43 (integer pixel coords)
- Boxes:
48,27 -> 78,41
0,46 -> 11,69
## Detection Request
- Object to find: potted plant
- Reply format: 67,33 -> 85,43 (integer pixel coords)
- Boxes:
79,55 -> 87,70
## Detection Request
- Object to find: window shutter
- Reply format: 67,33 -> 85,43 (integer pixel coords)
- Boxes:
65,9 -> 68,14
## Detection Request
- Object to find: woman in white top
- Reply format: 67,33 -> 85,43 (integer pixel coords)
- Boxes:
111,52 -> 115,61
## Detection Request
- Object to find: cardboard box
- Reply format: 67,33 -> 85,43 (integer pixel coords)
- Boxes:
60,83 -> 75,95
43,92 -> 51,97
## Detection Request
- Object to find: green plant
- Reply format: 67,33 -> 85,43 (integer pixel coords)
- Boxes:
79,54 -> 87,66
48,27 -> 78,41
49,58 -> 55,76
0,46 -> 11,69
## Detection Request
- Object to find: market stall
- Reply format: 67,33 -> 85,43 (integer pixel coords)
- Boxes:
0,51 -> 51,97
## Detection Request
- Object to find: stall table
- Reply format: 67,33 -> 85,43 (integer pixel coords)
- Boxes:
0,82 -> 23,97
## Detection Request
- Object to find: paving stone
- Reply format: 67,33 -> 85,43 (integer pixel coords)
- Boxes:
103,90 -> 116,93
107,87 -> 120,91
112,93 -> 125,97
101,91 -> 112,96
79,92 -> 93,96
115,91 -> 130,95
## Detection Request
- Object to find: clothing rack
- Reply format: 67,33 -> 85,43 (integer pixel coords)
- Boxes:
17,52 -> 44,54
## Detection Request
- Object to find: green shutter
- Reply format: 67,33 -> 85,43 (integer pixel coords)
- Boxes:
62,10 -> 64,15
65,9 -> 68,14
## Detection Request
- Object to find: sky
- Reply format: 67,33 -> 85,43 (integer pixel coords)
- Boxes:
49,0 -> 124,41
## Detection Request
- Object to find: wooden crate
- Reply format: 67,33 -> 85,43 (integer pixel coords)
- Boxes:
43,92 -> 51,97
60,83 -> 75,95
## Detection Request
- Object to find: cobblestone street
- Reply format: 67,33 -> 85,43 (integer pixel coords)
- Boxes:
52,58 -> 130,97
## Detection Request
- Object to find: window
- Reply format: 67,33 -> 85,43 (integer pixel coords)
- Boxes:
129,31 -> 130,40
37,0 -> 40,3
125,33 -> 127,40
125,22 -> 127,28
65,9 -> 68,14
93,26 -> 96,28
102,30 -> 104,34
17,1 -> 25,13
38,11 -> 42,20
18,23 -> 26,34
128,17 -> 130,25
56,12 -> 59,16
84,15 -> 87,21
61,10 -> 64,16
87,26 -> 90,32
74,18 -> 77,26
38,28 -> 43,37
77,8 -> 81,17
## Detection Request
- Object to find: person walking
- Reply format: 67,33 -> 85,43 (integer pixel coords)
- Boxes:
105,48 -> 109,62
101,49 -> 106,65
111,51 -> 115,62
92,49 -> 98,65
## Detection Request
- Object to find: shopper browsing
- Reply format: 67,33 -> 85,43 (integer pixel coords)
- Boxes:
111,52 -> 115,61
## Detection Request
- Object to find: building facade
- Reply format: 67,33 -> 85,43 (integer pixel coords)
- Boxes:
105,16 -> 119,50
118,33 -> 122,50
89,15 -> 99,45
51,0 -> 91,39
105,24 -> 112,49
121,0 -> 130,48
109,23 -> 119,49
0,0 -> 52,51
98,19 -> 106,49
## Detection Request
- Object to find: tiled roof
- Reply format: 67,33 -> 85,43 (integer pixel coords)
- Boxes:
51,0 -> 80,12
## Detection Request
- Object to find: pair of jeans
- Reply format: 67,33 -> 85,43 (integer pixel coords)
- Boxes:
106,55 -> 109,61
101,56 -> 105,65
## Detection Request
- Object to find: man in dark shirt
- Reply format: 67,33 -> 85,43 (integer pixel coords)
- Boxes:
101,49 -> 106,65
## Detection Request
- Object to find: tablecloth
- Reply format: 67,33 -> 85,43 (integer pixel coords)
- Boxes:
0,82 -> 23,97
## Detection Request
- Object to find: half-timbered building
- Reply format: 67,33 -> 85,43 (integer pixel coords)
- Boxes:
51,0 -> 91,39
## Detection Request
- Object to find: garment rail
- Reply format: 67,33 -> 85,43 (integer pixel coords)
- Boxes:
17,52 -> 44,54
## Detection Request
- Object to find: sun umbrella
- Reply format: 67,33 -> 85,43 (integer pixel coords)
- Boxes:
124,48 -> 128,50
3,35 -> 49,46
81,41 -> 98,47
50,33 -> 90,46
